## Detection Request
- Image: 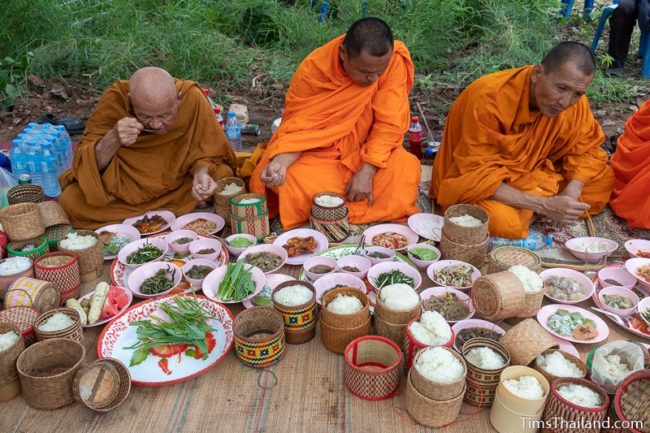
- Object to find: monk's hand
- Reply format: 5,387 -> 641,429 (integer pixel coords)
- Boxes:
260,153 -> 300,188
540,196 -> 590,227
345,163 -> 377,204
114,117 -> 144,146
192,168 -> 217,202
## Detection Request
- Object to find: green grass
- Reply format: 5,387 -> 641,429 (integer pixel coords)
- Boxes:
0,0 -> 644,108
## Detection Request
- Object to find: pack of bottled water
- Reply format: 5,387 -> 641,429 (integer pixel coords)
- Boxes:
9,122 -> 73,197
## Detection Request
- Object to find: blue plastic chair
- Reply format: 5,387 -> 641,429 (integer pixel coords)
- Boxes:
561,0 -> 595,19
591,2 -> 650,78
311,0 -> 368,23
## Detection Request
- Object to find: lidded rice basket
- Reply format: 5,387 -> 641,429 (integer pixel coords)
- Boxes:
405,369 -> 466,428
462,337 -> 511,407
499,318 -> 559,366
5,276 -> 60,313
7,184 -> 44,206
0,203 -> 45,242
442,204 -> 489,244
471,271 -> 526,321
320,288 -> 371,354
57,230 -> 104,282
542,377 -> 610,433
214,177 -> 246,222
271,281 -> 318,344
233,307 -> 286,368
34,252 -> 81,301
309,192 -> 349,242
440,231 -> 488,269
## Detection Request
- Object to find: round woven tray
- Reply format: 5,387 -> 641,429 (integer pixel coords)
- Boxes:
233,307 -> 286,368
7,185 -> 44,205
34,307 -> 84,343
7,236 -> 50,261
440,232 -> 488,269
73,358 -> 131,412
0,306 -> 40,346
405,370 -> 466,428
38,201 -> 70,227
442,204 -> 489,244
487,246 -> 542,274
0,323 -> 25,401
499,318 -> 558,366
543,377 -> 610,432
614,370 -> 649,433
471,271 -> 526,322
462,337 -> 511,407
344,336 -> 403,401
0,203 -> 45,242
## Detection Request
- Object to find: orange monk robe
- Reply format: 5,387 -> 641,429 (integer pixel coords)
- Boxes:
59,80 -> 237,229
430,66 -> 614,239
249,35 -> 421,230
610,100 -> 650,228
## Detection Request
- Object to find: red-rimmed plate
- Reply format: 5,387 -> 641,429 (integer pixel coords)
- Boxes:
123,210 -> 176,236
362,224 -> 419,251
80,285 -> 133,328
170,212 -> 225,235
272,228 -> 329,265
97,294 -> 234,386
537,304 -> 609,344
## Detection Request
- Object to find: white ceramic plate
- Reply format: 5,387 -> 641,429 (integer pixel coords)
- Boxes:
272,228 -> 329,265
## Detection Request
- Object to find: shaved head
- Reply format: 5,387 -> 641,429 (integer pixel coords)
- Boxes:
541,41 -> 596,76
128,67 -> 180,134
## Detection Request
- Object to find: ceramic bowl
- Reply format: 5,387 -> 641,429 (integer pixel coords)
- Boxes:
367,261 -> 422,292
336,255 -> 371,280
598,286 -> 639,317
224,233 -> 257,257
127,261 -> 182,298
312,272 -> 367,304
164,230 -> 198,255
202,263 -> 266,304
182,258 -> 217,289
419,286 -> 475,323
188,238 -> 222,261
564,237 -> 618,263
540,268 -> 595,304
117,237 -> 169,268
624,239 -> 650,259
237,244 -> 288,274
425,260 -> 481,291
303,256 -> 338,281
624,258 -> 650,290
407,243 -> 441,270
597,267 -> 637,289
637,297 -> 650,326
362,246 -> 396,265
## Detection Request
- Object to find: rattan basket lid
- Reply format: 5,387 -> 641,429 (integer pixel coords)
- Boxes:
489,246 -> 542,270
499,318 -> 559,366
73,358 -> 131,412
614,370 -> 650,433
38,201 -> 70,227
0,306 -> 39,338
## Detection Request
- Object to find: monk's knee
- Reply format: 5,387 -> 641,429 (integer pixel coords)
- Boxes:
478,199 -> 530,239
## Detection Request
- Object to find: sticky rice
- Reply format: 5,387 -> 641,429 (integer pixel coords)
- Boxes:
60,232 -> 97,250
408,310 -> 452,346
557,383 -> 602,408
503,376 -> 545,399
449,214 -> 482,227
0,257 -> 32,276
509,265 -> 543,293
465,346 -> 506,370
327,294 -> 363,314
0,331 -> 19,352
379,283 -> 420,310
536,351 -> 583,378
415,347 -> 465,384
38,313 -> 75,332
274,284 -> 313,307
221,183 -> 243,195
315,194 -> 344,207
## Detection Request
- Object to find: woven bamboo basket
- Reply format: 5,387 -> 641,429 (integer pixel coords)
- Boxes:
311,192 -> 348,221
0,203 -> 45,242
5,277 -> 60,312
471,271 -> 526,322
462,338 -> 511,407
533,349 -> 588,383
7,184 -> 44,205
233,307 -> 286,368
230,212 -> 270,240
44,224 -> 72,249
16,337 -> 86,410
230,194 -> 267,219
0,307 -> 39,346
0,257 -> 34,300
487,246 -> 542,274
542,378 -> 609,433
34,252 -> 81,300
518,290 -> 545,319
57,230 -> 104,282
214,177 -> 245,207
374,315 -> 408,349
7,236 -> 50,261
272,281 -> 318,342
344,336 -> 403,401
442,204 -> 489,244
320,313 -> 371,355
411,346 -> 467,401
34,307 -> 84,343
403,317 -> 454,369
440,232 -> 488,268
405,370 -> 466,428
614,370 -> 650,433
309,212 -> 349,243
73,358 -> 131,412
321,287 -> 370,328
37,201 -> 70,227
374,293 -> 421,325
500,318 -> 559,366
0,323 -> 25,401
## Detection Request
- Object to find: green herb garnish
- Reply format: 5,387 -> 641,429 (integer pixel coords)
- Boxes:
127,243 -> 164,264
140,267 -> 176,295
372,270 -> 414,289
217,262 -> 256,301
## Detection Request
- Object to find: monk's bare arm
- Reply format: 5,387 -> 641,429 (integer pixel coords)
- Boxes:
260,152 -> 301,188
95,117 -> 144,171
490,183 -> 545,213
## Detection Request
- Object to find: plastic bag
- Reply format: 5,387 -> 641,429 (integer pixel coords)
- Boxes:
0,167 -> 17,208
591,341 -> 644,393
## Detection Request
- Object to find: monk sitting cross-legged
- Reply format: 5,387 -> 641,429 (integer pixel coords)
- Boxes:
430,42 -> 614,239
250,17 -> 421,230
59,67 -> 237,229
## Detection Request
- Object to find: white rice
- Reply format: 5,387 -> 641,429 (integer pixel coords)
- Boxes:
379,284 -> 420,310
415,347 -> 465,384
503,376 -> 545,400
239,198 -> 260,204
449,214 -> 482,227
274,285 -> 313,307
0,331 -> 19,352
0,257 -> 32,276
465,347 -> 506,370
557,383 -> 602,408
38,312 -> 75,332
315,194 -> 344,207
221,183 -> 243,195
408,310 -> 452,346
508,265 -> 543,293
536,351 -> 583,378
59,232 -> 97,250
327,294 -> 363,314
573,241 -> 610,253
602,354 -> 632,381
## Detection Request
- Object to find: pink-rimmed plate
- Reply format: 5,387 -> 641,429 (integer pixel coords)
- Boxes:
420,286 -> 475,323
79,285 -> 133,328
170,212 -> 225,235
362,224 -> 419,251
272,228 -> 329,265
242,273 -> 295,309
123,210 -> 176,236
537,304 -> 609,344
624,239 -> 650,259
312,272 -> 367,304
625,258 -> 650,290
451,318 -> 505,352
426,260 -> 482,291
554,338 -> 580,358
96,224 -> 141,261
407,213 -> 444,242
201,264 -> 266,304
97,294 -> 233,386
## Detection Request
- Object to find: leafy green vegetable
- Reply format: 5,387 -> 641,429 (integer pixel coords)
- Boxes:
127,243 -> 163,264
217,262 -> 256,301
372,270 -> 414,289
140,267 -> 176,295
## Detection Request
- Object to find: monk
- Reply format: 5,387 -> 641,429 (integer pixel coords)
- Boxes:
59,67 -> 236,229
610,100 -> 650,228
430,42 -> 614,239
249,17 -> 420,230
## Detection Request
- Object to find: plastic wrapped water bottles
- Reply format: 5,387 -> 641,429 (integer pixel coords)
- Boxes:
225,111 -> 242,152
488,229 -> 552,251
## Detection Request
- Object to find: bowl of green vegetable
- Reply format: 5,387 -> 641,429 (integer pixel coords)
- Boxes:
182,259 -> 217,289
127,261 -> 182,298
202,262 -> 266,304
118,238 -> 168,268
367,261 -> 422,292
165,230 -> 198,255
407,243 -> 441,270
225,233 -> 257,257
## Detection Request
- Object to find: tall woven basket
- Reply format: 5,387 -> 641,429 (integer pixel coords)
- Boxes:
405,370 -> 466,428
488,246 -> 542,274
440,232 -> 488,268
410,346 -> 467,401
38,201 -> 70,227
5,277 -> 61,313
0,257 -> 34,300
462,337 -> 511,407
518,289 -> 545,318
214,177 -> 245,222
344,336 -> 403,401
34,252 -> 81,302
471,271 -> 526,321
311,192 -> 348,221
16,338 -> 86,410
309,213 -> 349,243
499,318 -> 559,366
320,288 -> 371,354
403,318 -> 454,369
542,378 -> 609,433
533,349 -> 588,384
0,203 -> 45,242
0,323 -> 25,401
34,307 -> 84,343
614,370 -> 650,433
442,204 -> 489,244
233,307 -> 286,368
374,315 -> 408,349
272,281 -> 318,344
7,185 -> 44,205
57,230 -> 104,282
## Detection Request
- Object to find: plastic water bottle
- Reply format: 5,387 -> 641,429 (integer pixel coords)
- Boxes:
10,140 -> 29,177
225,111 -> 242,152
25,145 -> 43,187
489,230 -> 552,251
408,116 -> 423,159
41,149 -> 61,197
53,125 -> 72,169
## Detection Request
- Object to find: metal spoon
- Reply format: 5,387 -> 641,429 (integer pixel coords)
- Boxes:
590,307 -> 630,327
354,234 -> 367,256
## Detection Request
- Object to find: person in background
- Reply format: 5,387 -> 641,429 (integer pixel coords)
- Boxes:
59,67 -> 236,228
430,42 -> 614,239
606,0 -> 650,77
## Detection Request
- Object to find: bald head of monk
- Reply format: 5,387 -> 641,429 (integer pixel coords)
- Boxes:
530,41 -> 596,118
129,67 -> 180,135
340,17 -> 394,87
